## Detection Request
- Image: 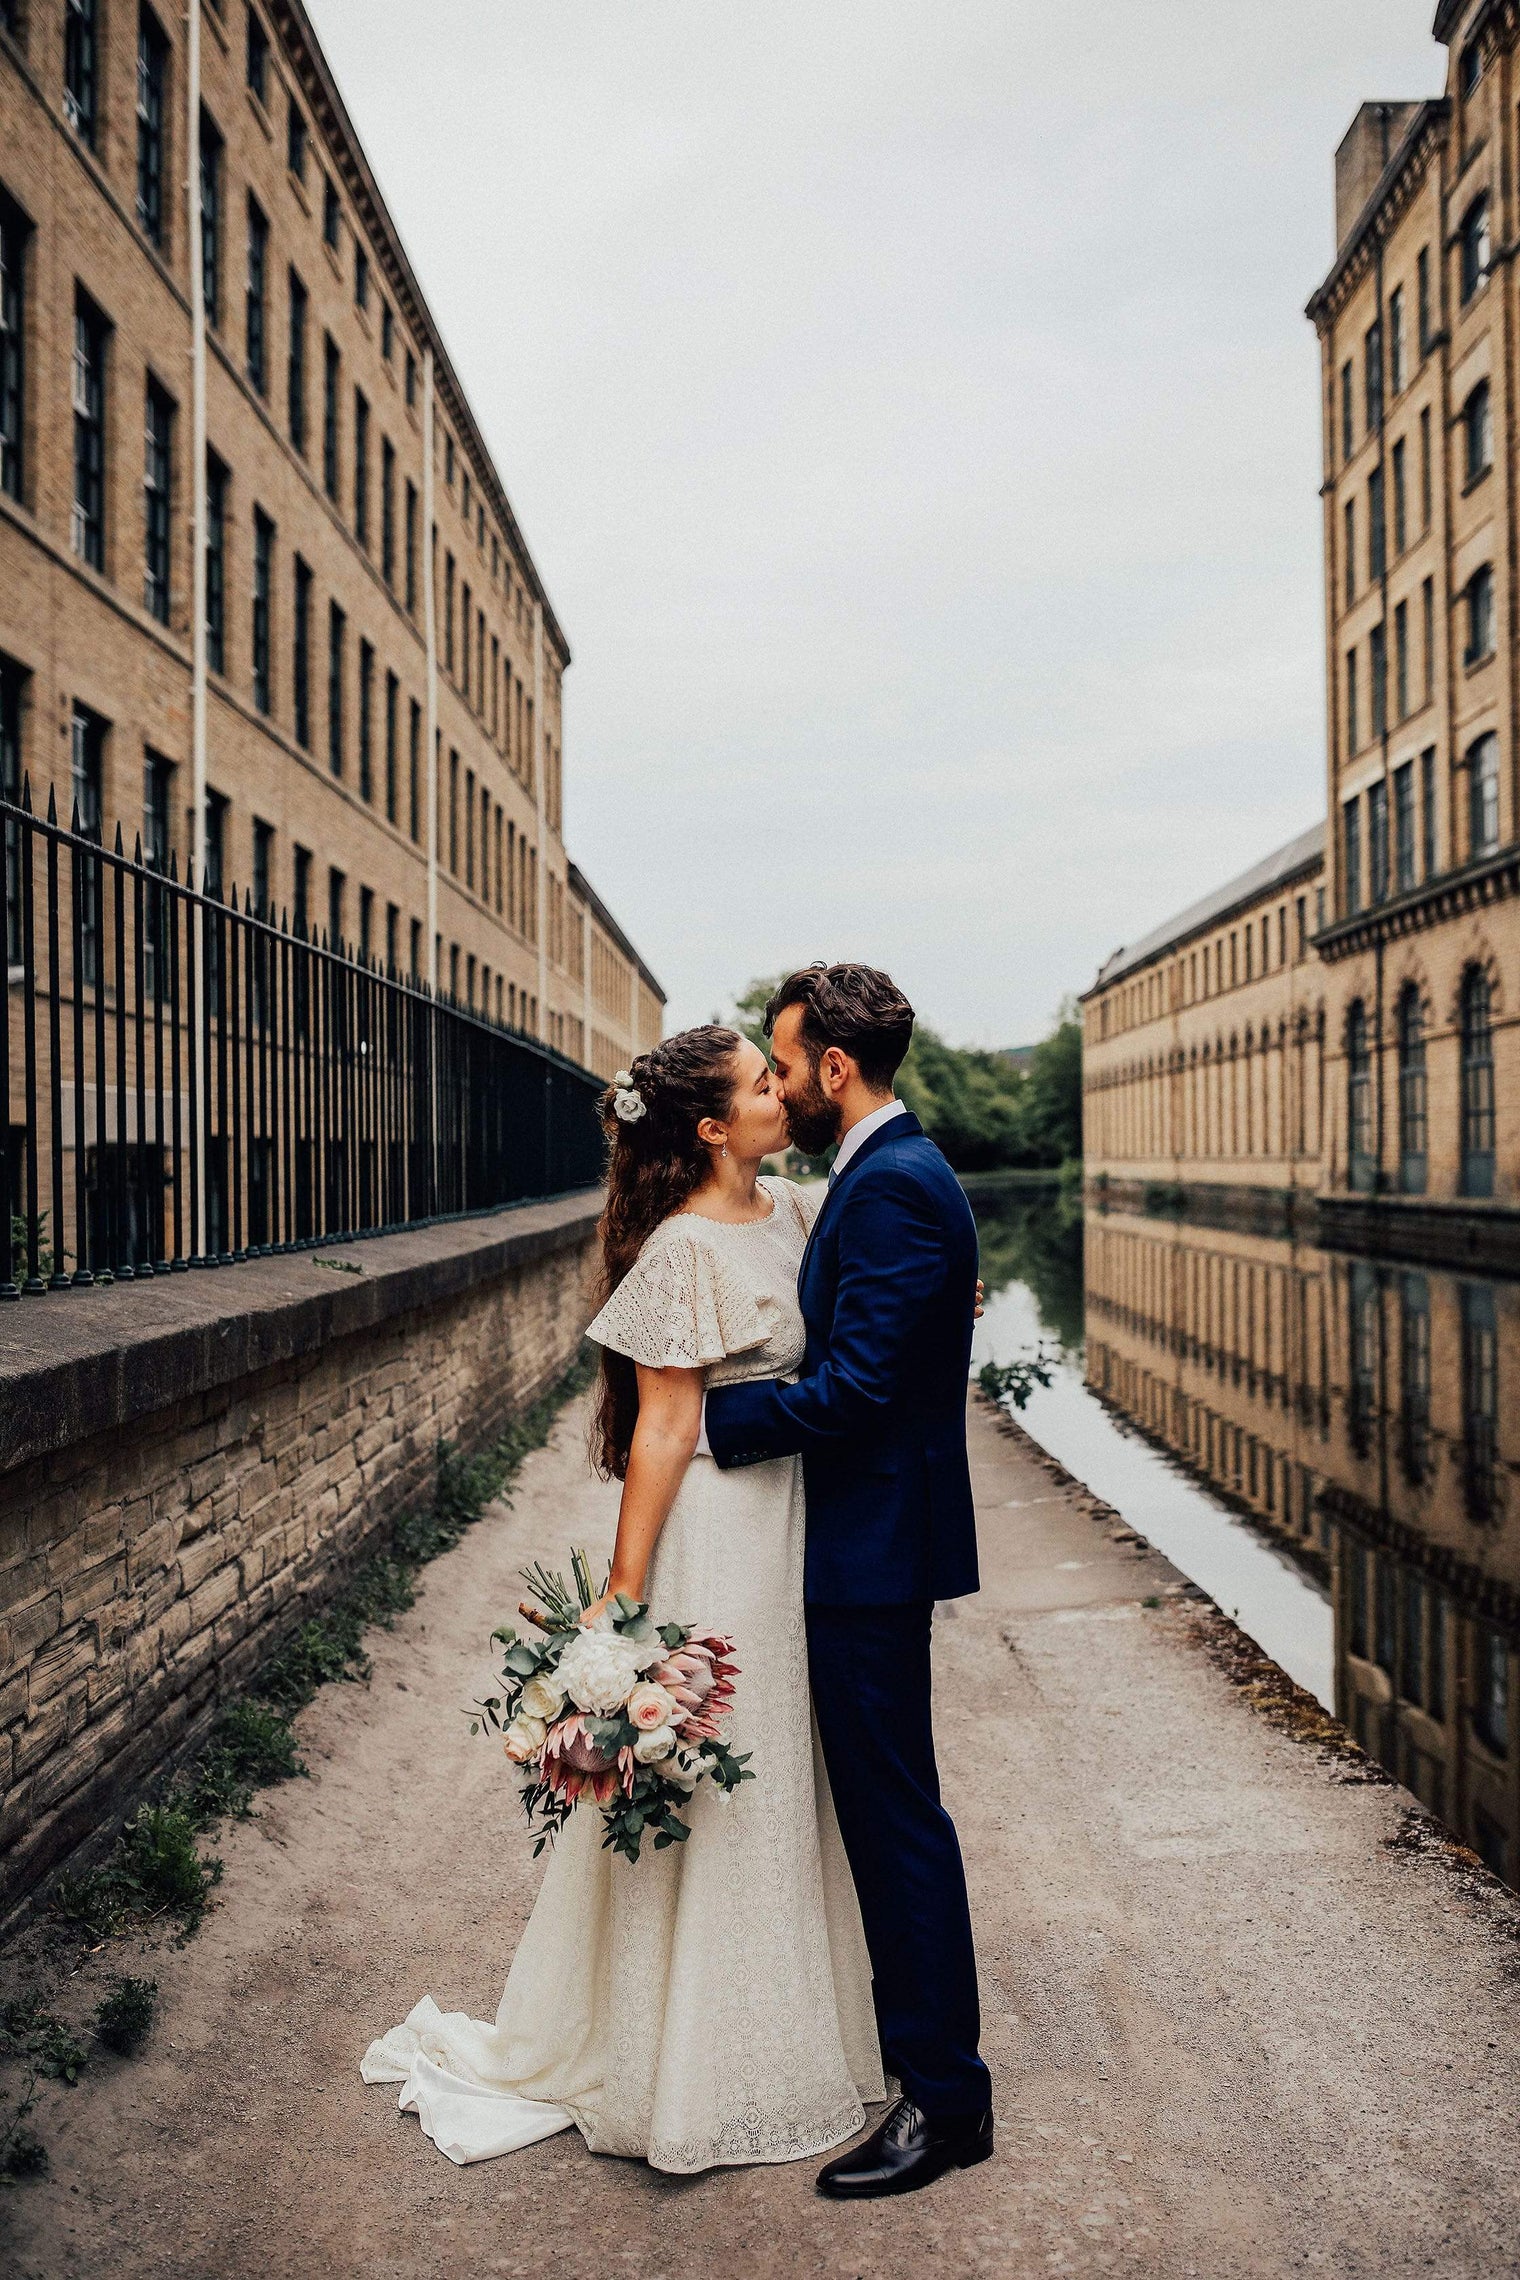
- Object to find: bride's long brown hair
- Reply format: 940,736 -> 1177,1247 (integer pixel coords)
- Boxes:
592,1024 -> 745,1480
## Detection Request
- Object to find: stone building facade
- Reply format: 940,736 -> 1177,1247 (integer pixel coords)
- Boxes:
1084,6 -> 1520,1258
0,0 -> 662,1083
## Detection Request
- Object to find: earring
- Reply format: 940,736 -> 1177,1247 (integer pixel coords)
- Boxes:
721,1142 -> 728,1160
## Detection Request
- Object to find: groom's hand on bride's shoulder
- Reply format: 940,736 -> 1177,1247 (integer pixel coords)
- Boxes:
975,1278 -> 985,1320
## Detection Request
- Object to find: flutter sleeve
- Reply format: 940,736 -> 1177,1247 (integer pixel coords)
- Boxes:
585,1221 -> 768,1370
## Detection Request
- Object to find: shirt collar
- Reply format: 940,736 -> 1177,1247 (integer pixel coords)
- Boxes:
830,1097 -> 907,1183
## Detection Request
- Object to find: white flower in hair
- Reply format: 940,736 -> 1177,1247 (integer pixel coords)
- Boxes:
612,1075 -> 647,1124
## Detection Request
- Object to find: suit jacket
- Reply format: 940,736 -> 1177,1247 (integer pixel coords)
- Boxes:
704,1111 -> 981,1606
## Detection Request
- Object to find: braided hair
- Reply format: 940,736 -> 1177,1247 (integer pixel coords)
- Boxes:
591,1024 -> 744,1479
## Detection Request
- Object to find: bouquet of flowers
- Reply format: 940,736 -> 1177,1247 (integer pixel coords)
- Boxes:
471,1549 -> 754,1863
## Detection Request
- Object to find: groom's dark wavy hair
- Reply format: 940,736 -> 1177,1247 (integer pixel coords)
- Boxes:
591,1024 -> 746,1480
765,962 -> 915,1089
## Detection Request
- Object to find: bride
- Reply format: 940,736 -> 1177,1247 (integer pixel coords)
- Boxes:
362,1024 -> 885,2172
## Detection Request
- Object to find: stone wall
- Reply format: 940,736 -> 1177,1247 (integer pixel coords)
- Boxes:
0,1195 -> 601,1926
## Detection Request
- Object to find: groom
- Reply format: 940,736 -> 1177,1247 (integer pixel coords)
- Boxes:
704,962 -> 993,2198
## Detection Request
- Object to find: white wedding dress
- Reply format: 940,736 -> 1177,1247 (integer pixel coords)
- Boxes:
361,1176 -> 885,2172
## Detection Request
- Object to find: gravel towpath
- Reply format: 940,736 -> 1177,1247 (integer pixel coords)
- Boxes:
5,1390 -> 1518,2279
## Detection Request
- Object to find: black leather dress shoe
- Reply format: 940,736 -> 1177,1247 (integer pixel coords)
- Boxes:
817,2097 -> 994,2198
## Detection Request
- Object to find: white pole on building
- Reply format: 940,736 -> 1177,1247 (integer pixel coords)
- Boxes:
423,348 -> 439,994
533,599 -> 547,1040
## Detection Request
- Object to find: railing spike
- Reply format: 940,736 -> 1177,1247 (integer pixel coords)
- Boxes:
114,821 -> 124,855
169,847 -> 179,881
20,770 -> 32,812
69,797 -> 80,832
133,830 -> 143,865
46,783 -> 57,824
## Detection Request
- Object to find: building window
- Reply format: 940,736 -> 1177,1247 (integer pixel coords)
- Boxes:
71,702 -> 104,983
137,8 -> 169,246
1363,319 -> 1382,432
1369,621 -> 1387,740
1345,648 -> 1358,757
445,433 -> 455,488
323,336 -> 340,500
381,437 -> 395,585
1347,1002 -> 1374,1193
293,555 -> 311,747
1416,244 -> 1431,353
384,670 -> 398,824
353,388 -> 369,548
72,292 -> 107,570
0,197 -> 25,506
1,654 -> 23,967
252,507 -> 273,714
328,601 -> 345,776
1368,775 -> 1388,902
252,816 -> 273,918
381,300 -> 393,360
245,5 -> 268,102
358,885 -> 373,964
245,196 -> 268,392
465,765 -> 475,887
1390,437 -> 1406,555
1468,731 -> 1499,858
1465,565 -> 1495,665
286,98 -> 306,182
1460,1285 -> 1500,1521
142,378 -> 173,623
444,553 -> 455,672
1398,1273 -> 1431,1478
385,901 -> 398,973
1458,37 -> 1484,101
358,638 -> 374,802
64,0 -> 99,147
1343,794 -> 1362,914
287,270 -> 308,454
405,349 -> 417,410
1396,984 -> 1426,1194
1368,465 -> 1385,581
1421,575 -> 1434,702
448,748 -> 458,871
1388,284 -> 1404,395
1421,746 -> 1437,877
1463,378 -> 1493,485
323,176 -> 341,250
205,452 -> 227,674
292,843 -> 311,937
1340,360 -> 1353,462
1459,966 -> 1496,1196
199,111 -> 223,327
355,244 -> 369,311
328,866 -> 345,949
143,747 -> 172,870
1393,758 -> 1415,891
1459,193 -> 1490,305
1472,1626 -> 1509,1757
1393,599 -> 1408,721
404,481 -> 417,612
408,697 -> 420,842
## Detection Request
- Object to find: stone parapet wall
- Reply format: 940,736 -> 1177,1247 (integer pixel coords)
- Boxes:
0,1196 -> 601,1925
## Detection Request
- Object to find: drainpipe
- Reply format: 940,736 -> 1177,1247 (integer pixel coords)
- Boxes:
423,348 -> 438,993
186,0 -> 207,1251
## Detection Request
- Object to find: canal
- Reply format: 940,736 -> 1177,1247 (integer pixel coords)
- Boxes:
968,1177 -> 1520,1890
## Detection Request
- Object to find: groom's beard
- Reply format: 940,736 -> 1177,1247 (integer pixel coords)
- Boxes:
783,1065 -> 843,1159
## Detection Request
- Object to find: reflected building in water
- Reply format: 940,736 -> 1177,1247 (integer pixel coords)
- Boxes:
1084,1209 -> 1517,1883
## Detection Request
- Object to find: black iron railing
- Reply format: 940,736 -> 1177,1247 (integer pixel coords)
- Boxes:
1,784 -> 605,1296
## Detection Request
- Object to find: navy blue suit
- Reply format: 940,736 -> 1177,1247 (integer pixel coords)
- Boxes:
705,1111 -> 991,2120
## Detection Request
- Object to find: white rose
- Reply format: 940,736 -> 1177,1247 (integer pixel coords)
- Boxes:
632,1724 -> 677,1764
664,1749 -> 702,1792
519,1673 -> 566,1722
554,1626 -> 648,1717
626,1681 -> 677,1732
503,1714 -> 547,1764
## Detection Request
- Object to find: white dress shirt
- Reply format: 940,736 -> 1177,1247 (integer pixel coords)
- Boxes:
694,1097 -> 906,1455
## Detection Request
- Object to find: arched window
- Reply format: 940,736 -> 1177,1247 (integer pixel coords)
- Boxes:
1464,565 -> 1495,665
1396,982 -> 1426,1194
1459,37 -> 1484,101
1347,1000 -> 1374,1193
1460,965 -> 1496,1196
1467,730 -> 1500,858
1460,193 -> 1491,304
1463,379 -> 1493,485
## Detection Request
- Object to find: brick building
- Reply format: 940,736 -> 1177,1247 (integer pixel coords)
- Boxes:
1084,6 -> 1520,1255
0,0 -> 662,1088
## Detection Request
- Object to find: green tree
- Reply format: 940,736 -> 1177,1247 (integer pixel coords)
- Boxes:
1015,1003 -> 1082,1167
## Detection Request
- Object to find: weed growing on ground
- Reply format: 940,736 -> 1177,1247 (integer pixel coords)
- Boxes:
1,1996 -> 89,2084
92,1977 -> 159,2056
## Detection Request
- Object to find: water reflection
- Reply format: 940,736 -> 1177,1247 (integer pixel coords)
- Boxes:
968,1178 -> 1520,1891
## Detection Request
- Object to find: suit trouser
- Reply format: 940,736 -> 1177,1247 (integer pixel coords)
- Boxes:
806,1599 -> 992,2120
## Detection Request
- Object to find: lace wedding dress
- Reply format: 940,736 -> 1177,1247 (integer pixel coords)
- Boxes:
361,1176 -> 884,2172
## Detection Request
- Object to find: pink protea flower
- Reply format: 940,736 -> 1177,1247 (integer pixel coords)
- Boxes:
651,1631 -> 738,1741
542,1713 -> 622,1803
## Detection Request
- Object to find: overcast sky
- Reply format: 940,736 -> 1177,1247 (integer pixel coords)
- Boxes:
310,0 -> 1446,1045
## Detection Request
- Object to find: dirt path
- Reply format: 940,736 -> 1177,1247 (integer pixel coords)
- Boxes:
5,1392 -> 1518,2279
